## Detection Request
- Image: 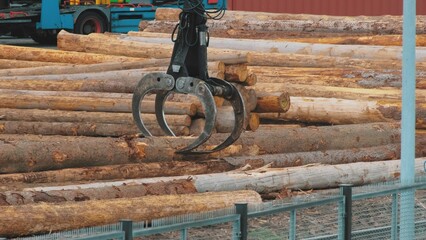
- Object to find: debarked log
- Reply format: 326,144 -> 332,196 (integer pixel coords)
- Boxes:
0,190 -> 262,237
254,91 -> 291,113
0,44 -> 144,64
0,58 -> 170,76
57,31 -> 249,64
0,92 -> 197,115
0,108 -> 191,126
0,59 -> 69,69
259,97 -> 426,126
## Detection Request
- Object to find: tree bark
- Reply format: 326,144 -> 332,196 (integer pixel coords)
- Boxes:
223,144 -> 400,168
0,122 -> 401,173
0,44 -> 143,64
0,190 -> 262,237
0,121 -> 190,137
0,160 -> 233,185
1,179 -> 199,205
153,9 -> 416,28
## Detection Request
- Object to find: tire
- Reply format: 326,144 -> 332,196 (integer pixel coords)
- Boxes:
74,11 -> 107,35
30,30 -> 58,45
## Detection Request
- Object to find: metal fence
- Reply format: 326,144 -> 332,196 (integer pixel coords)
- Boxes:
13,177 -> 426,240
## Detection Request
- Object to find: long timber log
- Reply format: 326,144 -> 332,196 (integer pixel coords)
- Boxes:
0,123 -> 401,173
23,158 -> 426,195
0,59 -> 170,76
0,161 -> 233,185
117,33 -> 426,61
223,144 -> 400,168
0,90 -> 196,115
0,44 -> 144,64
57,31 -> 249,64
0,108 -> 191,125
0,190 -> 262,237
0,59 -> 69,69
259,97 -> 426,126
0,121 -> 189,137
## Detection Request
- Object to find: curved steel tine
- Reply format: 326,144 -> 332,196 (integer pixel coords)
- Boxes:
132,73 -> 175,137
209,83 -> 247,152
155,91 -> 176,136
174,77 -> 217,154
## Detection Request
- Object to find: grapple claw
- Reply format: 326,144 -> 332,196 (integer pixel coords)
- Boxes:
174,77 -> 217,154
132,73 -> 175,137
207,79 -> 247,153
155,91 -> 176,136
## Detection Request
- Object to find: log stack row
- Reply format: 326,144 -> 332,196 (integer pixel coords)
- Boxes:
1,9 -> 426,237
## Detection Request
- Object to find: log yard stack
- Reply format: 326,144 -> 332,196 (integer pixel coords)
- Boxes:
0,8 -> 425,237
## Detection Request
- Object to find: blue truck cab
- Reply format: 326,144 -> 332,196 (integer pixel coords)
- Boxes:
0,0 -> 225,43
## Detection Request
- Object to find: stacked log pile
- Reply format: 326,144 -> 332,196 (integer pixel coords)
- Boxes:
1,9 -> 426,237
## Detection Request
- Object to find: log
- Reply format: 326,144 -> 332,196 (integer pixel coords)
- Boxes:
0,59 -> 69,69
253,83 -> 426,102
246,52 -> 426,71
0,44 -> 144,64
0,90 -> 197,115
189,158 -> 426,192
259,97 -> 403,125
141,17 -> 426,39
0,190 -> 262,237
244,73 -> 258,86
1,179 -> 199,205
153,9 -> 415,27
0,121 -> 190,137
254,92 -> 291,113
225,64 -> 249,82
214,106 -> 259,133
0,108 -> 191,126
0,58 -> 170,76
26,157 -> 426,194
0,123 -> 401,173
0,160 -> 233,185
57,31 -> 250,64
223,144 -> 401,168
123,32 -> 426,61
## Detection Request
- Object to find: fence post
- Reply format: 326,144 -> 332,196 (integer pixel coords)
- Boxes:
340,184 -> 353,240
235,203 -> 248,240
289,209 -> 296,240
120,219 -> 133,240
391,193 -> 399,240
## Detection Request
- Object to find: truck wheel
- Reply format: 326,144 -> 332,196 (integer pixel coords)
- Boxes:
30,30 -> 58,45
74,12 -> 107,35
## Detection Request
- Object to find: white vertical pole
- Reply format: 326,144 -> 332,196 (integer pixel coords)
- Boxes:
400,0 -> 416,239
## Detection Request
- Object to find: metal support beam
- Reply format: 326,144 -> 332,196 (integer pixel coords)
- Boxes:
400,0 -> 416,239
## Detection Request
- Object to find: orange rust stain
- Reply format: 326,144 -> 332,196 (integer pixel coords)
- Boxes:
134,142 -> 147,159
52,151 -> 68,163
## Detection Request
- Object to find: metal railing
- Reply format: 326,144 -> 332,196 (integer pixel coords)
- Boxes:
13,178 -> 426,240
